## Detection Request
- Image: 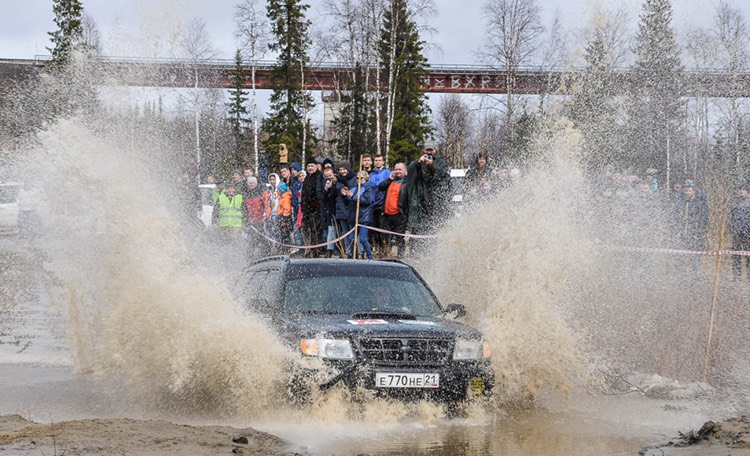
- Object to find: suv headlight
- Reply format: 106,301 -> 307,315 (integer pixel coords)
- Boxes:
453,339 -> 492,360
300,338 -> 354,360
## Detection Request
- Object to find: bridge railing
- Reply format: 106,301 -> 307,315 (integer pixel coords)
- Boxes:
24,54 -> 750,76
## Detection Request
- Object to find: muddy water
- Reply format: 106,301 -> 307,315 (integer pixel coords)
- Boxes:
0,362 -> 718,456
2,113 -> 749,454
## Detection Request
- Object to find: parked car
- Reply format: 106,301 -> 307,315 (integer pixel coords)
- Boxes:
450,168 -> 467,215
0,182 -> 22,235
198,184 -> 217,227
235,256 -> 494,407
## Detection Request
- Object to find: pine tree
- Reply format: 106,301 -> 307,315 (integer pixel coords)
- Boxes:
47,0 -> 84,69
379,0 -> 432,164
227,49 -> 250,168
570,26 -> 621,171
263,0 -> 316,165
332,64 -> 376,164
626,0 -> 685,178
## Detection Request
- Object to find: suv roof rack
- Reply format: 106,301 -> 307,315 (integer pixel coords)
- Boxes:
377,258 -> 409,266
249,255 -> 291,266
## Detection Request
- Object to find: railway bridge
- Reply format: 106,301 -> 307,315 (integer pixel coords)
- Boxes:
2,56 -> 750,97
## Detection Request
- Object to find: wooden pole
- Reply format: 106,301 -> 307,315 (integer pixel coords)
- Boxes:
702,207 -> 728,384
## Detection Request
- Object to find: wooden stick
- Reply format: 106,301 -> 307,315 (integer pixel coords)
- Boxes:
702,207 -> 728,384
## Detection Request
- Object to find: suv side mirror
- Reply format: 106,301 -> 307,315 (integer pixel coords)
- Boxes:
443,303 -> 466,318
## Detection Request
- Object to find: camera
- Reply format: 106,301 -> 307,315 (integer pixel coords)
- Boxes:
326,179 -> 332,185
425,154 -> 433,160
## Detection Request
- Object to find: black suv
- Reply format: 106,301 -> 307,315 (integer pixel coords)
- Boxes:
236,256 -> 494,404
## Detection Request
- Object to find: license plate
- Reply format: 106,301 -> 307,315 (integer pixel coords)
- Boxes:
375,373 -> 439,388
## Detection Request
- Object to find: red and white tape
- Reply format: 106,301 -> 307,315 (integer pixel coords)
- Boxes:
247,225 -> 355,250
600,244 -> 750,257
245,222 -> 438,250
248,225 -> 748,258
362,224 -> 439,239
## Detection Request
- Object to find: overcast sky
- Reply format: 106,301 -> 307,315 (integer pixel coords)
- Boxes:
3,0 -> 750,64
3,0 -> 750,126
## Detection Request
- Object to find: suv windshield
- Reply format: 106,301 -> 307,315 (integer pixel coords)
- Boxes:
282,264 -> 442,316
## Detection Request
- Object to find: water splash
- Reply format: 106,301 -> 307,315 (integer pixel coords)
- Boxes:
418,123 -> 595,407
15,119 -> 290,418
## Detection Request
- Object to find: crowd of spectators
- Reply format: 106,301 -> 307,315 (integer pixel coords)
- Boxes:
202,147 -> 453,260
191,150 -> 750,279
588,169 -> 750,281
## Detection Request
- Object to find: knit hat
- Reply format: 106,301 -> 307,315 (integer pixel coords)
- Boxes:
290,162 -> 302,172
338,160 -> 352,170
323,157 -> 335,168
305,157 -> 318,166
247,176 -> 258,185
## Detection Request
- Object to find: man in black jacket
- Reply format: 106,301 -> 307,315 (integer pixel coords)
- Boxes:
301,157 -> 323,257
402,147 -> 452,256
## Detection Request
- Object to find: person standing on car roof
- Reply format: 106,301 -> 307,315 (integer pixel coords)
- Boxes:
301,157 -> 323,257
403,146 -> 452,256
240,167 -> 255,198
464,154 -> 491,204
230,169 -> 245,195
378,161 -> 408,258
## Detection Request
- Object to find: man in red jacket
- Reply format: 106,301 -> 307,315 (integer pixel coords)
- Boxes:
377,161 -> 408,258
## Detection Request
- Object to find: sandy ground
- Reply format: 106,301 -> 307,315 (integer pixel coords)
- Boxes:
642,415 -> 750,456
2,412 -> 750,456
0,414 -> 298,456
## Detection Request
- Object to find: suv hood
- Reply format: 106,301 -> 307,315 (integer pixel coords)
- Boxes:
276,313 -> 483,340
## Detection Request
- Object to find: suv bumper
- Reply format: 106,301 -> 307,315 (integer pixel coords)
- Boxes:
293,359 -> 494,402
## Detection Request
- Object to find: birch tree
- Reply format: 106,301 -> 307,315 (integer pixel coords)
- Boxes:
263,0 -> 316,166
320,0 -> 383,161
479,0 -> 543,141
177,18 -> 218,175
435,94 -> 472,168
235,0 -> 269,173
227,49 -> 250,168
626,0 -> 684,183
713,1 -> 750,174
570,10 -> 629,171
379,0 -> 433,163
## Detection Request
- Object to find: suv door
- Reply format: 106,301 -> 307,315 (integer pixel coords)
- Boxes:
239,267 -> 283,314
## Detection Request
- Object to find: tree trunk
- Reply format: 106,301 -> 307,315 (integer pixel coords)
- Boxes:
194,67 -> 201,176
301,59 -> 308,164
252,62 -> 259,175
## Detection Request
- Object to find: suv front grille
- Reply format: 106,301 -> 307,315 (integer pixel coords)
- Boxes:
357,338 -> 453,365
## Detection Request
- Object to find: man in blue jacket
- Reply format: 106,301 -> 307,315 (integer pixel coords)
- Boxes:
368,154 -> 391,257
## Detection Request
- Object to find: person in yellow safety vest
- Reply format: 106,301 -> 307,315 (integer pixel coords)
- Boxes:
212,182 -> 244,242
